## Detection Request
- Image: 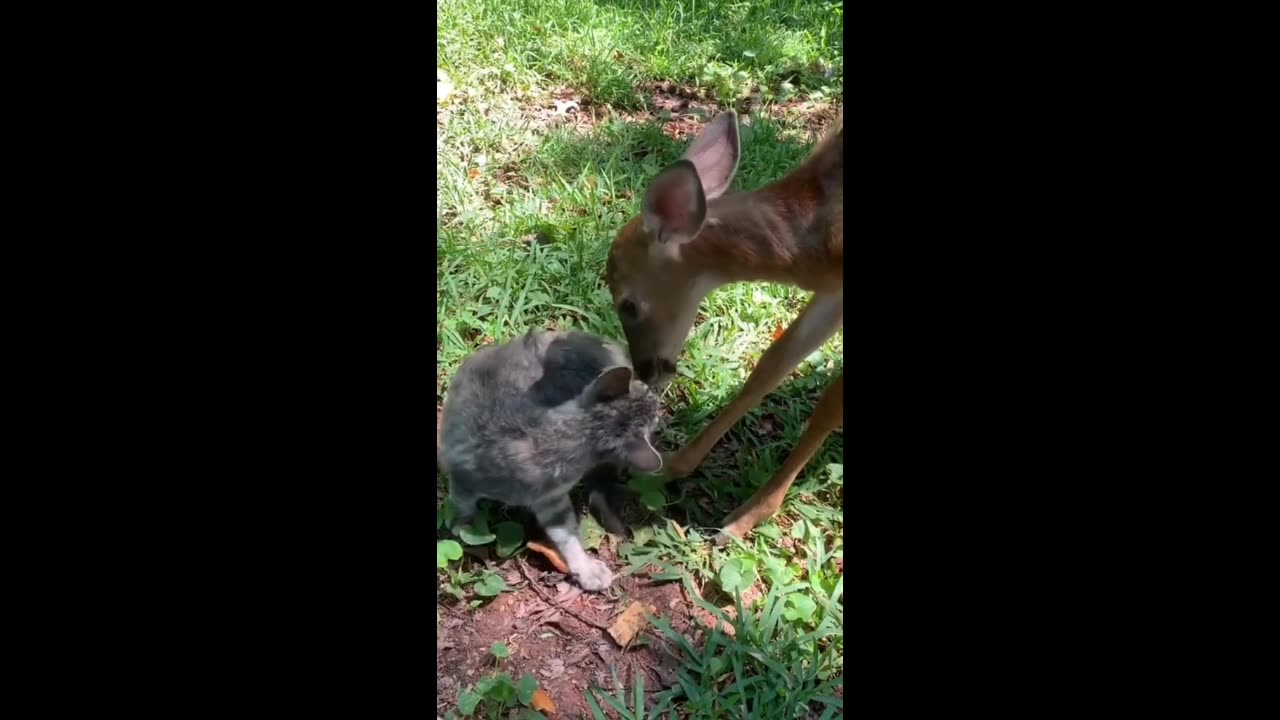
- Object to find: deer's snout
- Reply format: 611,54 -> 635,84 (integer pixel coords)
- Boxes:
634,356 -> 676,387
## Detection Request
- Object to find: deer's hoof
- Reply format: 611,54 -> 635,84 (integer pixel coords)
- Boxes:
663,451 -> 697,479
719,507 -> 763,540
711,530 -> 738,547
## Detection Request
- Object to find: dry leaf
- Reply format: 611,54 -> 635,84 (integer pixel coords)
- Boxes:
607,600 -> 653,646
531,689 -> 556,713
468,168 -> 480,179
527,541 -> 569,573
669,519 -> 686,540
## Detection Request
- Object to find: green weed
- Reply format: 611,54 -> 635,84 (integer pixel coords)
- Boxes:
438,0 -> 843,108
452,672 -> 545,719
583,578 -> 843,719
437,507 -> 512,605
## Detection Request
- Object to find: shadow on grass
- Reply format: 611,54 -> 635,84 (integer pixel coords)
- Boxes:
520,109 -> 823,201
436,110 -> 827,360
584,0 -> 846,91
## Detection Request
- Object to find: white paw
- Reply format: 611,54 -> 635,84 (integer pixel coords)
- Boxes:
573,558 -> 614,592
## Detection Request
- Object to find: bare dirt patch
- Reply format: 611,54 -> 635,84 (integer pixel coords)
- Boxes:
437,541 -> 697,719
507,81 -> 839,143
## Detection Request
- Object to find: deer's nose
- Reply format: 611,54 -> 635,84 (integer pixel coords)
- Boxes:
634,357 -> 658,384
633,357 -> 676,386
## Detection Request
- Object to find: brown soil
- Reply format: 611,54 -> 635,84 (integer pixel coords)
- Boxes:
436,540 -> 700,719
503,82 -> 839,143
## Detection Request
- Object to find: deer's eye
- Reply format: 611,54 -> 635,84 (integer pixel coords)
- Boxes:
618,299 -> 638,320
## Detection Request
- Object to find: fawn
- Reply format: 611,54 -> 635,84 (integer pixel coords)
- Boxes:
606,108 -> 843,538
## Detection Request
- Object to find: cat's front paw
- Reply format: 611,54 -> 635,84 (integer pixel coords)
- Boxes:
573,558 -> 614,592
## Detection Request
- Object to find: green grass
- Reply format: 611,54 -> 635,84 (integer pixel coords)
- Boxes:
438,0 -> 843,108
438,1 -> 842,717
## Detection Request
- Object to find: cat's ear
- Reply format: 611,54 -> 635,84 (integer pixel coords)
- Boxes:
583,366 -> 633,405
627,435 -> 663,473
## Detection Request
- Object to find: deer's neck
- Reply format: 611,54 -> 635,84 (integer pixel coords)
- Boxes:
681,178 -> 839,294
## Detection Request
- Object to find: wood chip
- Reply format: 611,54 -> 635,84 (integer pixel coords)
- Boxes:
607,601 -> 654,647
527,541 -> 569,573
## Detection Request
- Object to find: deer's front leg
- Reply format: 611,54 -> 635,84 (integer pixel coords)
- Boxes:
666,292 -> 842,478
721,372 -> 843,537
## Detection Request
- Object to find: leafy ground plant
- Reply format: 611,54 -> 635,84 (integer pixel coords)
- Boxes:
437,513 -> 510,606
644,579 -> 844,719
587,666 -> 651,720
453,672 -> 545,719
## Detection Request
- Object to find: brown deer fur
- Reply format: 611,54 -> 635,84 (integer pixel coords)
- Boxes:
606,108 -> 843,537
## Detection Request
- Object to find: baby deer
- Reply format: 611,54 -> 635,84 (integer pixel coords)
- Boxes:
606,108 -> 843,538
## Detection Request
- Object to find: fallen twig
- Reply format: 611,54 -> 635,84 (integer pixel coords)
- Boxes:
517,557 -> 611,630
565,647 -> 594,667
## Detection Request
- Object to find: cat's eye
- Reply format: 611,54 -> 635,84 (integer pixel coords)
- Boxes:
618,299 -> 638,319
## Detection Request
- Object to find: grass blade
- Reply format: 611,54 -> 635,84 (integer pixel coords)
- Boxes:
634,668 -> 645,719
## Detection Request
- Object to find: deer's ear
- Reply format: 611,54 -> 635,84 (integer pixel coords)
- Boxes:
683,110 -> 739,200
642,160 -> 706,244
583,366 -> 633,405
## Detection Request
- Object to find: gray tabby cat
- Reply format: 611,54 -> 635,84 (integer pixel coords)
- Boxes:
439,330 -> 662,591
